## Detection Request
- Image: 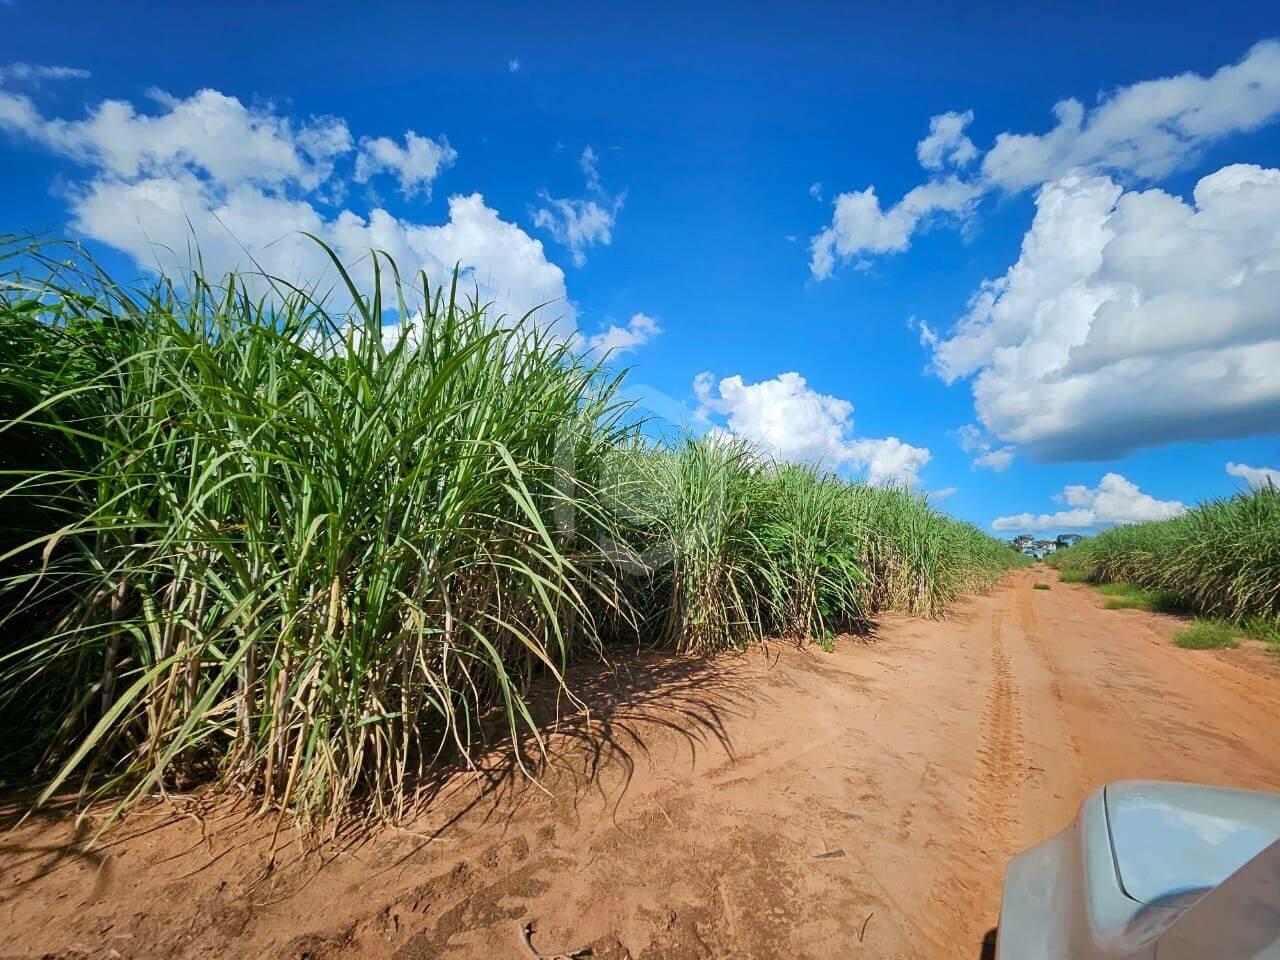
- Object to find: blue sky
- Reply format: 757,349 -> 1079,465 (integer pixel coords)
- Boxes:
2,0 -> 1279,534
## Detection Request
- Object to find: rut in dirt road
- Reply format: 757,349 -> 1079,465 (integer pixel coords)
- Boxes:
4,568 -> 1280,960
974,608 -> 1025,848
922,602 -> 1027,950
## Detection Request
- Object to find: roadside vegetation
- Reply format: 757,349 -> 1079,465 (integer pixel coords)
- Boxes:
1048,487 -> 1280,653
1173,620 -> 1242,650
0,240 -> 1023,836
1172,617 -> 1280,651
1094,583 -> 1185,613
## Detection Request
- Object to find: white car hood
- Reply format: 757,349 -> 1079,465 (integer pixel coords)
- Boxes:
1105,781 -> 1280,905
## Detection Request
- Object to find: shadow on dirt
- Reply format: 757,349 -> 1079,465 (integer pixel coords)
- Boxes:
0,814 -> 109,892
383,646 -> 768,866
1,643 -> 771,895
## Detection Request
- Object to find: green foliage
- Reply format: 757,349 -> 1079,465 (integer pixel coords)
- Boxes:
842,484 -> 1027,618
1047,486 -> 1280,626
613,437 -> 779,654
1241,616 -> 1280,649
0,240 -> 1021,834
1173,620 -> 1241,650
754,463 -> 867,642
1033,583 -> 1050,590
1099,586 -> 1185,612
1,242 -> 635,833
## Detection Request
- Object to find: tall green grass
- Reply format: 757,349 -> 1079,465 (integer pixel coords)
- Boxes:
847,484 -> 1017,618
756,464 -> 867,641
1048,486 -> 1280,627
605,437 -> 779,654
1,241 -> 1022,833
1,244 -> 641,832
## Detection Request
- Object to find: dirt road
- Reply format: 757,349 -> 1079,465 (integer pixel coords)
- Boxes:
4,569 -> 1280,959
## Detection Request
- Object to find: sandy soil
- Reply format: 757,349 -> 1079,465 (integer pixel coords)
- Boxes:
3,568 -> 1280,960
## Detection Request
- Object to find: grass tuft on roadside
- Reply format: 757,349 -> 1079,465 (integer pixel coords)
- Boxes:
1033,583 -> 1050,590
1174,621 -> 1241,650
1096,583 -> 1186,613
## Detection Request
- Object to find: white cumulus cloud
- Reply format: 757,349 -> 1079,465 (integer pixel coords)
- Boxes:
992,473 -> 1187,532
846,436 -> 933,487
533,196 -> 620,267
0,85 -> 575,334
587,312 -> 661,357
693,371 -> 931,486
981,40 -> 1280,191
954,423 -> 1016,472
974,446 -> 1016,472
810,40 -> 1280,276
1226,461 -> 1280,489
354,131 -> 455,199
917,109 -> 977,170
810,177 -> 980,278
930,164 -> 1280,460
0,87 -> 352,189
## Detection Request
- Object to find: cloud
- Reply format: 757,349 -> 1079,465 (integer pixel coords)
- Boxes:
587,312 -> 661,357
810,177 -> 980,277
354,131 -> 455,199
508,58 -> 521,73
929,164 -> 1280,460
810,40 -> 1280,276
580,146 -> 603,195
907,315 -> 939,349
0,85 -> 574,333
954,423 -> 1015,472
808,181 -> 823,200
532,196 -> 620,267
916,109 -> 977,170
0,86 -> 352,189
974,447 -> 1016,472
0,63 -> 91,84
72,179 -> 574,329
845,436 -> 933,487
533,146 -> 623,266
931,486 -> 958,500
1226,461 -> 1280,489
693,371 -> 931,485
981,40 -> 1280,191
992,472 -> 1186,532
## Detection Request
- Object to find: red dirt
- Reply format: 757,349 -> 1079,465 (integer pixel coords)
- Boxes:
3,568 -> 1279,959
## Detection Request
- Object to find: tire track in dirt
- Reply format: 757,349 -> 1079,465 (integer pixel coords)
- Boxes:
922,600 -> 1026,951
1016,585 -> 1086,765
977,610 -> 1025,844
